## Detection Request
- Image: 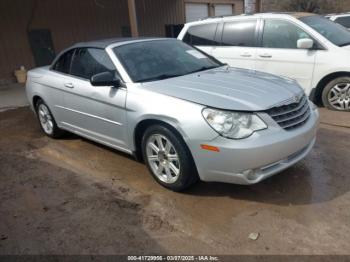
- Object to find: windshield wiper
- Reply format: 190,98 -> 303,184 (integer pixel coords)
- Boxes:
138,73 -> 183,82
339,42 -> 350,47
189,65 -> 220,74
138,65 -> 224,82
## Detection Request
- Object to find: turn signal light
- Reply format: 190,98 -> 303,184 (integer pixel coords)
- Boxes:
200,144 -> 220,152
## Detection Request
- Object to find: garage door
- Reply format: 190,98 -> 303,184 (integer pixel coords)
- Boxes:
214,4 -> 233,16
185,3 -> 209,22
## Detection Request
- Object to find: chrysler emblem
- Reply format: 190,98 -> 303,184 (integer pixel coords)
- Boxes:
293,95 -> 300,103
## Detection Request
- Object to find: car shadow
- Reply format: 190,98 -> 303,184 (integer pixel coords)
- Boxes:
61,132 -> 136,160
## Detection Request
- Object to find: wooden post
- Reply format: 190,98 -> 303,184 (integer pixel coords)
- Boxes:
208,3 -> 215,17
128,0 -> 139,37
255,0 -> 262,12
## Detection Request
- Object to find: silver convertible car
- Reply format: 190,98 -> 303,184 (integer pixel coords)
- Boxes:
26,38 -> 319,191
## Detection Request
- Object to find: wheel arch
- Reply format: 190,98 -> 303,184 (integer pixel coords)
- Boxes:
314,71 -> 350,106
32,95 -> 42,109
133,118 -> 190,162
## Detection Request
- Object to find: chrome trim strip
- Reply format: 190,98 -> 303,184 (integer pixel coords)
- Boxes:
55,105 -> 122,126
269,96 -> 307,117
280,110 -> 310,129
272,92 -> 305,108
266,94 -> 311,130
276,103 -> 309,123
32,81 -> 127,109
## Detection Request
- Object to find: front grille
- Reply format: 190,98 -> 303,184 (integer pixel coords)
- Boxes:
265,95 -> 311,130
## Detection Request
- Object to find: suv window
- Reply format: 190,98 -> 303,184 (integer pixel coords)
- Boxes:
262,19 -> 312,49
183,23 -> 219,46
335,16 -> 350,28
52,49 -> 75,74
221,20 -> 257,47
70,48 -> 116,79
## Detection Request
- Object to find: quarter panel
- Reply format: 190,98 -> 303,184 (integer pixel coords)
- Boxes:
26,68 -> 66,122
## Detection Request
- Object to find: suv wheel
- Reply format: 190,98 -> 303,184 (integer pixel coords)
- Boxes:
322,77 -> 350,111
141,125 -> 198,191
35,99 -> 65,138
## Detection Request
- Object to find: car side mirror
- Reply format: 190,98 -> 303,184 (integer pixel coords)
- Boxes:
297,38 -> 314,49
90,71 -> 121,87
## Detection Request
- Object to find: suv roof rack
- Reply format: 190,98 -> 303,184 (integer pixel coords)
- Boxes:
199,13 -> 249,21
197,12 -> 306,21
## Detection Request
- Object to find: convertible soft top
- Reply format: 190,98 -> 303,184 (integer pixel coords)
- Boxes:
71,37 -> 160,49
51,37 -> 163,67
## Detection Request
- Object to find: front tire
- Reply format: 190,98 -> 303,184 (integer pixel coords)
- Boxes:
141,125 -> 198,191
322,77 -> 350,111
35,99 -> 65,138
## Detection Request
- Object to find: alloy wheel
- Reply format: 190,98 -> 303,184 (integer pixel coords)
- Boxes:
38,104 -> 54,135
146,134 -> 181,184
328,82 -> 350,110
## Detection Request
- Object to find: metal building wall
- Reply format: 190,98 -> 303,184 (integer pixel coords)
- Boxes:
135,0 -> 244,38
0,0 -> 244,83
136,0 -> 185,37
0,0 -> 130,83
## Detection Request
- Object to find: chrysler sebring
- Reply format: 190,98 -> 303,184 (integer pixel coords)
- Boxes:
26,38 -> 319,191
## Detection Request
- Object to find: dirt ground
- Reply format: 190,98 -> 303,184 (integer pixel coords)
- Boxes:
0,107 -> 349,255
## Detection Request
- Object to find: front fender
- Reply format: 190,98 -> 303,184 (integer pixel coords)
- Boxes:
125,86 -> 218,151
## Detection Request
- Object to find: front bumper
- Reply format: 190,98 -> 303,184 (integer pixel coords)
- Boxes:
190,104 -> 319,185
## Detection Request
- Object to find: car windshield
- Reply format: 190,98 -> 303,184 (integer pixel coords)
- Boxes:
299,15 -> 350,47
113,39 -> 223,82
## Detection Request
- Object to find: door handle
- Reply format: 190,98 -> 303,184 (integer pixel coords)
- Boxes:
259,53 -> 272,58
240,53 -> 252,57
64,83 -> 74,88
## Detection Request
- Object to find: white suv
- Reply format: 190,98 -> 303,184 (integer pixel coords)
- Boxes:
326,13 -> 350,30
178,13 -> 350,111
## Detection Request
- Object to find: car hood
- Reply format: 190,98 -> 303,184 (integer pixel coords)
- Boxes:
141,66 -> 304,111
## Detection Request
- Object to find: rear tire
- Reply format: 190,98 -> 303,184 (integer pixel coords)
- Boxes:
141,124 -> 199,191
322,77 -> 350,111
35,99 -> 65,138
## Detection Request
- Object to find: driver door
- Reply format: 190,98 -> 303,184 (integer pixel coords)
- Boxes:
60,48 -> 129,151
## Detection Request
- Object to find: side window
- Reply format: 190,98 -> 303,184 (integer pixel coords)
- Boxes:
70,48 -> 116,79
183,23 -> 219,46
335,17 -> 350,28
221,20 -> 257,47
52,49 -> 75,74
262,20 -> 312,49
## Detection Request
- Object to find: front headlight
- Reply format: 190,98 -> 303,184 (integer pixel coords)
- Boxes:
202,108 -> 267,139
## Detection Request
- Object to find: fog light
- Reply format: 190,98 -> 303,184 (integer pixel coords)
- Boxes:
243,169 -> 258,181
